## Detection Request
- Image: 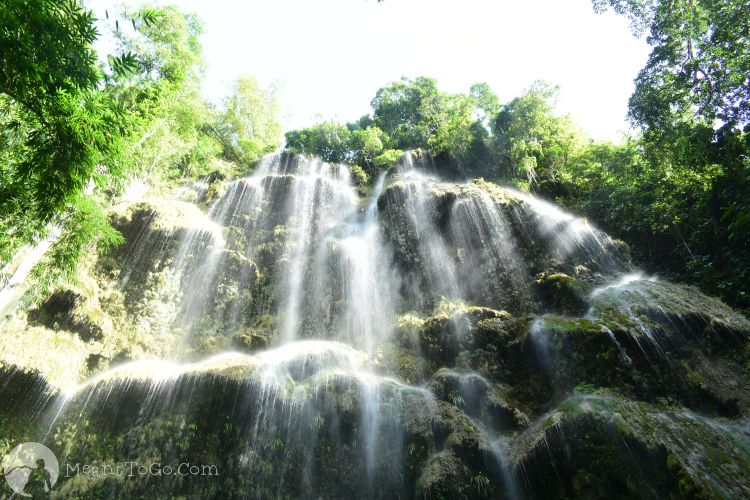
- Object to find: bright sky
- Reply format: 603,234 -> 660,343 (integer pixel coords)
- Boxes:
90,0 -> 651,141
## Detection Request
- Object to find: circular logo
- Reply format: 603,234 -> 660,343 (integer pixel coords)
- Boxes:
2,442 -> 59,497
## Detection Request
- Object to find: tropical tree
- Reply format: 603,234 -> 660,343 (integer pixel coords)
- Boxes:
0,0 -> 132,279
209,75 -> 283,165
285,121 -> 354,164
370,76 -> 477,157
492,82 -> 585,186
589,0 -> 750,315
593,0 -> 750,130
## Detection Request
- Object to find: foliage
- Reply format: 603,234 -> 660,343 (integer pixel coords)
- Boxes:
112,7 -> 281,180
373,149 -> 404,168
0,0 -> 131,270
584,0 -> 750,314
285,121 -> 354,164
469,82 -> 501,128
594,0 -> 750,130
557,126 -> 750,316
111,5 -> 215,180
0,2 -> 281,300
371,76 -> 477,158
285,77 -> 499,176
492,81 -> 586,184
26,196 -> 124,302
284,77 -> 587,185
208,75 -> 282,166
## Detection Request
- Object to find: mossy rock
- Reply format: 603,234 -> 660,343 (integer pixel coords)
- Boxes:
428,368 -> 530,432
376,180 -> 535,314
513,395 -> 750,499
591,277 -> 750,340
534,272 -> 590,315
36,360 -> 506,499
417,306 -> 518,366
416,451 -> 479,500
231,315 -> 277,352
587,278 -> 750,415
376,344 -> 430,384
109,198 -> 212,237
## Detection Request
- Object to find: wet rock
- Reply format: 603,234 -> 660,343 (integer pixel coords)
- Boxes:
418,306 -> 515,365
534,272 -> 589,315
588,277 -> 750,414
376,344 -> 430,384
592,277 -> 750,340
526,314 -> 750,416
416,451 -> 478,499
377,180 -> 532,314
212,249 -> 259,318
109,198 -> 212,240
428,368 -> 530,432
0,365 -> 58,452
42,349 -> 504,499
513,395 -> 750,499
231,314 -> 276,351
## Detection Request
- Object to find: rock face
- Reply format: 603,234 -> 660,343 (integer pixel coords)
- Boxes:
513,395 -> 750,499
1,152 -> 749,499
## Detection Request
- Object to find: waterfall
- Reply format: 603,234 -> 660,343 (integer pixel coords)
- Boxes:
3,151 -> 749,499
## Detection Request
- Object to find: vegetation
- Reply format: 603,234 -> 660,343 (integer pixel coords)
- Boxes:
0,0 -> 131,284
0,0 -> 748,315
569,0 -> 750,315
0,2 -> 281,298
284,0 -> 750,316
285,76 -> 496,177
1,2 -> 750,498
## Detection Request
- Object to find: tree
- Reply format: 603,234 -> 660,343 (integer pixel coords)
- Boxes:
589,0 -> 750,315
593,0 -> 750,130
111,5 -> 218,180
0,2 -> 221,298
469,82 -> 501,128
351,126 -> 385,164
371,76 -> 477,157
0,0 -> 131,272
211,75 -> 283,165
285,122 -> 353,164
492,82 -> 585,186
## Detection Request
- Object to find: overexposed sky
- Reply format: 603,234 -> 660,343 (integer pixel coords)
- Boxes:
90,0 -> 651,141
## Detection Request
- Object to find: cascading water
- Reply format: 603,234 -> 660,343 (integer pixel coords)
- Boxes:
2,150 -> 750,499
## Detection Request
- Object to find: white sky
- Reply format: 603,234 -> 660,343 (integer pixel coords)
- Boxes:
89,0 -> 651,141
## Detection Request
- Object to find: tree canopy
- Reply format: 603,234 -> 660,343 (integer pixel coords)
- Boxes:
1,0 -> 747,316
1,0 -> 130,273
594,0 -> 750,130
1,1 -> 281,298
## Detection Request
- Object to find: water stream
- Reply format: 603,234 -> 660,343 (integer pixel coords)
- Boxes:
3,151 -> 749,498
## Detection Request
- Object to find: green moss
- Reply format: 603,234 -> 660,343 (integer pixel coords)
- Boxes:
539,316 -> 602,334
348,164 -> 369,187
471,178 -> 522,205
517,395 -> 750,499
231,315 -> 277,352
535,272 -> 590,315
573,382 -> 598,394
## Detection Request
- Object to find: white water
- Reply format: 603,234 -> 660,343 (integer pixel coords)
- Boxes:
7,150 -> 693,498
